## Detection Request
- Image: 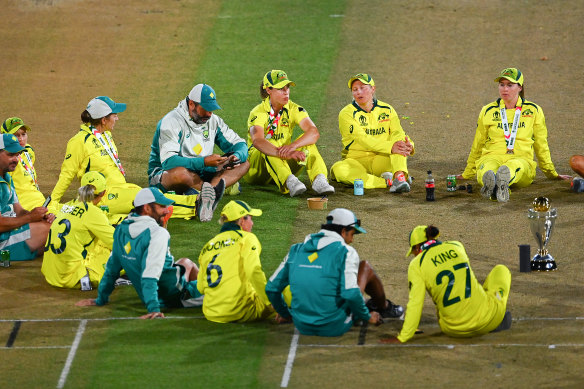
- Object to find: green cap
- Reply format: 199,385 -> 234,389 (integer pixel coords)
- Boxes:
2,117 -> 31,134
348,73 -> 375,89
263,70 -> 296,89
494,68 -> 523,86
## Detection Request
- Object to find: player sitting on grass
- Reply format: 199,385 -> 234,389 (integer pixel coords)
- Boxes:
76,188 -> 203,319
149,84 -> 249,220
0,133 -> 54,261
266,208 -> 403,337
382,225 -> 512,344
196,200 -> 274,323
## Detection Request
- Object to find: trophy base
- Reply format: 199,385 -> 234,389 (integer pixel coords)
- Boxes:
531,254 -> 557,271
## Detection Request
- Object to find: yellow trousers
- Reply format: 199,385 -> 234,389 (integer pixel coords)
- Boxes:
244,143 -> 328,194
330,152 -> 409,189
476,155 -> 536,188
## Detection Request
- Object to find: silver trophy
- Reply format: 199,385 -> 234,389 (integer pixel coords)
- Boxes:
527,197 -> 557,271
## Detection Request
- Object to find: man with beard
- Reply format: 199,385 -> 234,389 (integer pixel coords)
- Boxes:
0,133 -> 54,261
76,188 -> 203,318
148,84 -> 249,221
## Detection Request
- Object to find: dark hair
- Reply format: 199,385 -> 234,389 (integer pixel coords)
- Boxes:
425,225 -> 440,240
321,223 -> 351,236
519,84 -> 525,99
260,81 -> 269,99
81,110 -> 111,127
132,205 -> 146,215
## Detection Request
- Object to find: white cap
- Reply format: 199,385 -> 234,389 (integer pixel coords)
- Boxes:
325,208 -> 366,234
86,96 -> 127,119
133,188 -> 174,207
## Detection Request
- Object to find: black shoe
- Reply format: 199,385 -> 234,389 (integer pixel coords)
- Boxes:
492,311 -> 512,332
366,299 -> 404,319
212,178 -> 226,212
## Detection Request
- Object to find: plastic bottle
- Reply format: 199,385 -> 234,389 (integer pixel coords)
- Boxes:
425,170 -> 435,201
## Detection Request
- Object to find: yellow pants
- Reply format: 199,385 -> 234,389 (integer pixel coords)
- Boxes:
85,239 -> 112,287
330,152 -> 409,189
244,143 -> 328,194
99,183 -> 199,220
476,155 -> 536,188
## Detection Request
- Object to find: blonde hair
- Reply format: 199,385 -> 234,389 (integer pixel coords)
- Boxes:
78,185 -> 105,203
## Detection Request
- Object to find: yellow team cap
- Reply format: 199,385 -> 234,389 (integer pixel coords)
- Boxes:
406,225 -> 429,257
81,171 -> 107,193
348,73 -> 375,89
494,68 -> 524,86
2,117 -> 31,134
221,200 -> 262,222
263,70 -> 296,90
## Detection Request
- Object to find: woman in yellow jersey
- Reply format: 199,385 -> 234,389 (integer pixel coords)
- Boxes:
1,117 -> 46,210
458,68 -> 571,202
383,225 -> 512,344
196,200 -> 274,323
42,171 -> 114,289
330,73 -> 415,193
50,96 -> 200,222
245,70 -> 334,197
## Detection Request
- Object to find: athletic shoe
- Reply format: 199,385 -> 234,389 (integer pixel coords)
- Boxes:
226,181 -> 241,196
389,179 -> 410,193
571,177 -> 584,193
196,182 -> 216,222
311,174 -> 335,195
212,179 -> 226,212
492,311 -> 512,332
381,172 -> 393,180
480,170 -> 496,200
495,165 -> 511,202
286,174 -> 307,197
114,275 -> 132,286
366,299 -> 405,319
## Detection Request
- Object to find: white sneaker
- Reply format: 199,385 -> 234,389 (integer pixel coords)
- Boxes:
390,179 -> 410,193
381,172 -> 393,180
496,165 -> 511,202
196,182 -> 216,222
286,175 -> 307,197
480,170 -> 496,200
311,174 -> 335,195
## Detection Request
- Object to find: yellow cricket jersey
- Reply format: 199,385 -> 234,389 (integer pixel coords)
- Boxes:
338,100 -> 414,159
9,145 -> 45,210
462,98 -> 558,179
398,240 -> 501,343
197,226 -> 270,323
51,124 -> 126,203
41,200 -> 115,288
247,98 -> 309,148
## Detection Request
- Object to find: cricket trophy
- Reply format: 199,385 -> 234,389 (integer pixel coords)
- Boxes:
527,197 -> 557,271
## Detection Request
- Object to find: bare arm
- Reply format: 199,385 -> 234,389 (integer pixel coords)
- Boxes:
0,205 -> 48,233
278,117 -> 320,158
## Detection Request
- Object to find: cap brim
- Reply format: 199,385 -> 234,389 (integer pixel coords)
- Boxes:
200,101 -> 221,111
494,76 -> 521,85
5,144 -> 25,153
271,80 -> 295,89
156,198 -> 175,206
248,209 -> 262,217
111,103 -> 127,114
354,225 -> 366,234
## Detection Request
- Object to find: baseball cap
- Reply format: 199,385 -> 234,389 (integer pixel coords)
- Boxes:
406,225 -> 429,257
80,171 -> 107,193
86,96 -> 127,119
0,133 -> 25,153
133,187 -> 174,207
263,70 -> 296,90
325,208 -> 366,234
221,200 -> 262,222
494,68 -> 524,86
348,73 -> 375,89
188,84 -> 221,112
2,117 -> 31,134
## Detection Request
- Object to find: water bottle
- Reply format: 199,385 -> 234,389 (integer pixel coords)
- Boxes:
425,170 -> 435,201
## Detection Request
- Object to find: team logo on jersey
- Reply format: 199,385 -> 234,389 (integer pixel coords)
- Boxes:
492,111 -> 500,121
308,252 -> 318,263
203,129 -> 209,139
193,144 -> 203,155
378,113 -> 390,122
358,115 -> 367,126
124,241 -> 132,254
92,138 -> 100,148
280,117 -> 289,127
522,109 -> 533,117
65,154 -> 71,160
108,193 -> 118,200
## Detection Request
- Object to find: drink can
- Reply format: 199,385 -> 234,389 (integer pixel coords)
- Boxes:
100,205 -> 110,213
354,179 -> 364,196
446,175 -> 457,192
0,250 -> 10,267
167,191 -> 176,195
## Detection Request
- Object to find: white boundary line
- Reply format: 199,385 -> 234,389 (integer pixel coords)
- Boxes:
0,315 -> 206,323
280,328 -> 300,388
56,319 -> 87,389
299,343 -> 584,349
